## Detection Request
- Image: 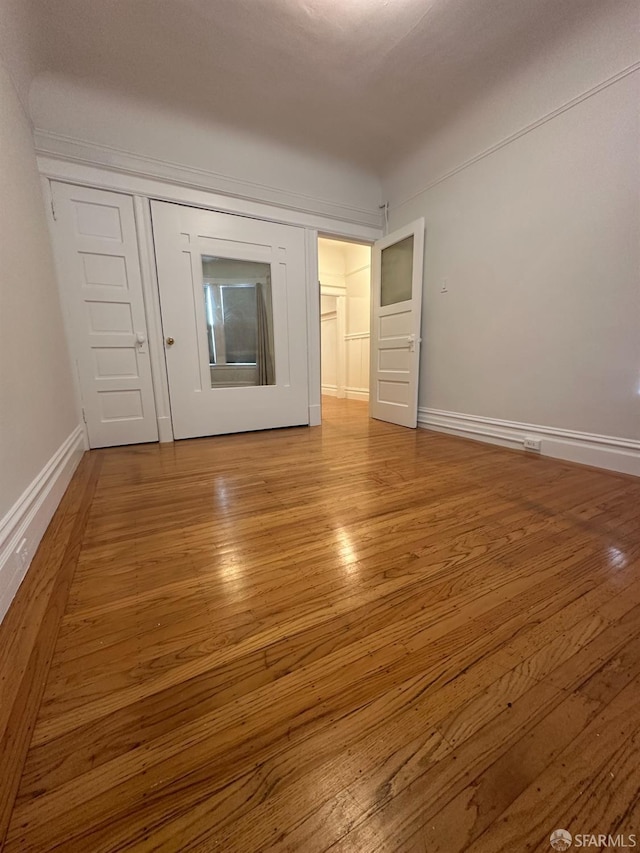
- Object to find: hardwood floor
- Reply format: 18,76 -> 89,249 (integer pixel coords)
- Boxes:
2,397 -> 640,852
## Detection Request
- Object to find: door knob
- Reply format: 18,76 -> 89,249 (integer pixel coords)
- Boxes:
166,337 -> 175,346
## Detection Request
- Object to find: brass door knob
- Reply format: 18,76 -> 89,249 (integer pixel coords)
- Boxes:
166,337 -> 175,346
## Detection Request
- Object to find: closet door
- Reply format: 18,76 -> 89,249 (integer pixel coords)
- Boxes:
50,183 -> 158,447
152,201 -> 309,439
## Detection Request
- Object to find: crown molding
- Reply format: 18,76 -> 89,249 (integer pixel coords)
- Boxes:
392,61 -> 640,212
33,129 -> 383,230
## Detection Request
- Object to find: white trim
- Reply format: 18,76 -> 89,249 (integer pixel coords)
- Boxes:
336,295 -> 347,399
345,387 -> 369,401
320,271 -> 347,285
155,416 -> 174,444
37,154 -> 381,240
34,130 -> 383,232
344,332 -> 370,341
418,408 -> 640,477
308,403 -> 321,427
320,285 -> 346,297
392,62 -> 640,212
0,426 -> 85,622
133,196 -> 174,442
305,228 -> 322,427
321,386 -> 368,401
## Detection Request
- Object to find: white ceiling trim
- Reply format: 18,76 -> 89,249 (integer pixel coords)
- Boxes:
390,60 -> 640,213
33,128 -> 383,231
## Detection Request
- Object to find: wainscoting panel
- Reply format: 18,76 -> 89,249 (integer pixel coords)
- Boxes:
345,332 -> 370,401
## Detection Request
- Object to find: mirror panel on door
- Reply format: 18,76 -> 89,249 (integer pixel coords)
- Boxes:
201,256 -> 275,388
152,201 -> 309,439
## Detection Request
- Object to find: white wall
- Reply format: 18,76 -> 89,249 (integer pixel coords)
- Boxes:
343,243 -> 371,334
320,295 -> 339,394
30,75 -> 381,223
0,53 -> 79,617
383,1 -> 640,472
343,243 -> 371,399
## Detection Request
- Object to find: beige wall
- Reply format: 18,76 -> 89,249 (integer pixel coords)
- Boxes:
0,56 -> 77,522
343,243 -> 371,337
0,0 -> 42,109
384,0 -> 640,442
318,238 -> 371,398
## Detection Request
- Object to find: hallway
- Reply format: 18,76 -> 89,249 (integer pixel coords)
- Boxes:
3,398 -> 640,851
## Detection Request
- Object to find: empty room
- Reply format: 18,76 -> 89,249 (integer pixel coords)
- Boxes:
0,0 -> 639,851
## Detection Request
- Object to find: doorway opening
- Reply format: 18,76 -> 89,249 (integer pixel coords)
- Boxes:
318,236 -> 372,417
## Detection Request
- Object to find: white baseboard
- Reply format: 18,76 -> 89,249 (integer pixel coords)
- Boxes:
321,386 -> 369,402
345,387 -> 369,402
0,425 -> 85,622
418,408 -> 640,477
309,404 -> 321,427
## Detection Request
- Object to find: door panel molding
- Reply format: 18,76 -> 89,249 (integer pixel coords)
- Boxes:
370,219 -> 425,428
152,201 -> 310,439
40,164 -> 383,439
50,182 -> 159,448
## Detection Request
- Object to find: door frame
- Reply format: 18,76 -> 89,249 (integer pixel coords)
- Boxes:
39,157 -> 382,443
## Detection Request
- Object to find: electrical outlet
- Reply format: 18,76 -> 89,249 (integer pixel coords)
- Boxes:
523,437 -> 541,452
16,538 -> 29,569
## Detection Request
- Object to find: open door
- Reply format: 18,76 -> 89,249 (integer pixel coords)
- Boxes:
370,219 -> 425,427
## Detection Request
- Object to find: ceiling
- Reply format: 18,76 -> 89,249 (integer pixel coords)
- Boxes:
30,0 -> 606,173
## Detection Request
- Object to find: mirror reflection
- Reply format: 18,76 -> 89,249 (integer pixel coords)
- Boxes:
202,256 -> 275,388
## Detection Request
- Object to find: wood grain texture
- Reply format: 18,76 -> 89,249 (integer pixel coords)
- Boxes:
0,452 -> 98,847
3,398 -> 640,852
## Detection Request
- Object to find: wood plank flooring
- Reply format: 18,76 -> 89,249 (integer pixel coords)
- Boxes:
2,397 -> 640,852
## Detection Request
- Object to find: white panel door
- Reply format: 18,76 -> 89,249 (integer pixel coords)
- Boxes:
151,201 -> 309,439
370,219 -> 425,428
50,182 -> 158,448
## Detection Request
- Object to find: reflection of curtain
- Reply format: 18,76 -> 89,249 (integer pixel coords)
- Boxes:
256,282 -> 275,385
206,323 -> 215,365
